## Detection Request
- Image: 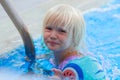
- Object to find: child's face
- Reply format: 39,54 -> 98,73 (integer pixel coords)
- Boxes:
43,25 -> 72,51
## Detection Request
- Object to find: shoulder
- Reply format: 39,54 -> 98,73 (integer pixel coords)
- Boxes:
62,56 -> 106,80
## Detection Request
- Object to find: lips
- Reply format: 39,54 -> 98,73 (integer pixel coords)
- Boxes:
47,41 -> 59,45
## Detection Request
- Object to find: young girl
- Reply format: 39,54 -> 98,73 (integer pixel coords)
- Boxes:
42,4 -> 106,80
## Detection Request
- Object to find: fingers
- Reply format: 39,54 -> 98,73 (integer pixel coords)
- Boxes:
52,68 -> 65,79
52,68 -> 63,76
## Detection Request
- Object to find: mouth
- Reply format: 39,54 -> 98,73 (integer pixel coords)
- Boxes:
47,41 -> 59,45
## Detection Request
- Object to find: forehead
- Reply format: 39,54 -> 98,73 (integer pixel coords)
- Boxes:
46,14 -> 66,27
45,14 -> 74,32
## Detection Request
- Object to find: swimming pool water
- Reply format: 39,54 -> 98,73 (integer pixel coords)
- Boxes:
85,0 -> 120,79
0,0 -> 120,80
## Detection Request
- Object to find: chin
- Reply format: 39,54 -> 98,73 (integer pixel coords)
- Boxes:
48,47 -> 58,50
48,47 -> 61,51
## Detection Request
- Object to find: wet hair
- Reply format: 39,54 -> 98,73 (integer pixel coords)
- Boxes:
43,4 -> 86,52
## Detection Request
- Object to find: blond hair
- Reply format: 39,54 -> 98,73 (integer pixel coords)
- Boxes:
42,4 -> 86,52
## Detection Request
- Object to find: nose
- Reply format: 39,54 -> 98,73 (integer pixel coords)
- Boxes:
50,30 -> 57,40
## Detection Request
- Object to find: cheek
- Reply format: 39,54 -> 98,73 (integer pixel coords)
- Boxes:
65,35 -> 72,45
61,34 -> 72,44
43,33 -> 46,39
43,32 -> 48,43
43,32 -> 49,39
59,34 -> 67,41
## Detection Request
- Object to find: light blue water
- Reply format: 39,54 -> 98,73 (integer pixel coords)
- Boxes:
0,0 -> 120,80
85,0 -> 120,79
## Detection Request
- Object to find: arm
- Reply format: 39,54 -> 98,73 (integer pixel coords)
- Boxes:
62,56 -> 106,80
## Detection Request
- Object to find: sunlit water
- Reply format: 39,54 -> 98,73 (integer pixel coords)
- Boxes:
85,0 -> 120,79
0,0 -> 120,80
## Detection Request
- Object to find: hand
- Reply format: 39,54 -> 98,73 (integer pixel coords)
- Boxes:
48,68 -> 63,80
52,68 -> 64,79
51,68 -> 76,80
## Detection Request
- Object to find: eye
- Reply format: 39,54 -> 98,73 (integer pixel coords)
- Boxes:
45,27 -> 52,31
58,28 -> 66,33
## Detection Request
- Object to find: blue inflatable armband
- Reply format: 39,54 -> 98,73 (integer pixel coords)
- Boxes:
62,56 -> 106,80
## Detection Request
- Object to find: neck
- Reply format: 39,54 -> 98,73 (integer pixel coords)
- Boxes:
53,50 -> 79,66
